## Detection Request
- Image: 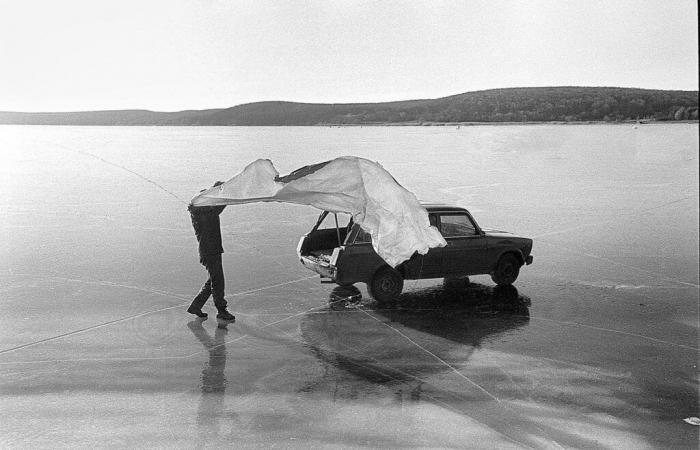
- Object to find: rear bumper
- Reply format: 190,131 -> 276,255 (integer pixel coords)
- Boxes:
299,255 -> 337,280
525,255 -> 533,265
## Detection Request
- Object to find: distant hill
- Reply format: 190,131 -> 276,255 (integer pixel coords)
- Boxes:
1,87 -> 697,126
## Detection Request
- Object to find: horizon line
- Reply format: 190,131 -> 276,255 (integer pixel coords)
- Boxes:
2,85 -> 698,115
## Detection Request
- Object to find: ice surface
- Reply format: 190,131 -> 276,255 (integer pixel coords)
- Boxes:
0,124 -> 698,448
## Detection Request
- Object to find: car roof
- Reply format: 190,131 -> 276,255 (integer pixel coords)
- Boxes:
323,202 -> 468,215
419,201 -> 469,213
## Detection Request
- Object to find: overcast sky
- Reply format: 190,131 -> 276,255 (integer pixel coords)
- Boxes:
1,0 -> 697,112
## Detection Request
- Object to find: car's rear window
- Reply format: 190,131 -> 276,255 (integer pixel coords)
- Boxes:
317,212 -> 351,230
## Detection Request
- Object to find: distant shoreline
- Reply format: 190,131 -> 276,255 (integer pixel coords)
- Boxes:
318,119 -> 699,127
1,87 -> 697,126
1,120 -> 697,127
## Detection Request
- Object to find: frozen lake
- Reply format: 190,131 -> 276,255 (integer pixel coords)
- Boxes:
1,124 -> 698,448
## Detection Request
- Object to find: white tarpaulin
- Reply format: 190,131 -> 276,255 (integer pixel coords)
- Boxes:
191,156 -> 446,267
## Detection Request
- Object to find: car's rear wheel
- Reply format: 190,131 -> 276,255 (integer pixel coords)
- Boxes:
491,254 -> 521,286
368,267 -> 404,303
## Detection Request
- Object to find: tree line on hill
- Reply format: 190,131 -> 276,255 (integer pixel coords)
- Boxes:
0,87 -> 697,126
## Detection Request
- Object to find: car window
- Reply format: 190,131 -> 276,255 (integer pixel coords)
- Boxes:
354,227 -> 372,243
317,212 -> 351,230
440,214 -> 477,237
429,214 -> 438,227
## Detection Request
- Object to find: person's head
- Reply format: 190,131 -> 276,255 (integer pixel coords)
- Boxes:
199,181 -> 224,193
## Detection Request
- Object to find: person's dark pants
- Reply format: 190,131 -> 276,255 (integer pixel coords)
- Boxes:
191,254 -> 227,311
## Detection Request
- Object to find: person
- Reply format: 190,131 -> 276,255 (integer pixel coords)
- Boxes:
187,181 -> 235,321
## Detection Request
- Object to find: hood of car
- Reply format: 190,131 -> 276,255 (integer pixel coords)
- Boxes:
480,227 -> 516,237
481,228 -> 533,254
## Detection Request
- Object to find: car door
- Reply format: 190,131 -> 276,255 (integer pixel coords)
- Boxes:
438,213 -> 488,275
415,213 -> 444,278
392,213 -> 442,279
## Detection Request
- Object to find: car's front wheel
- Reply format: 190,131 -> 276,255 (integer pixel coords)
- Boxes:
368,267 -> 404,303
491,254 -> 521,286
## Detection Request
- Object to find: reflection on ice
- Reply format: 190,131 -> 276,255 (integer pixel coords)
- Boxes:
301,283 -> 531,401
328,285 -> 362,304
187,320 -> 228,441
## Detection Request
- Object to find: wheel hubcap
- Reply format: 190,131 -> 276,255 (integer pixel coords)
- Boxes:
380,278 -> 395,292
503,264 -> 514,276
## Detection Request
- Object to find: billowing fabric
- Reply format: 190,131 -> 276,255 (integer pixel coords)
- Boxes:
191,156 -> 446,267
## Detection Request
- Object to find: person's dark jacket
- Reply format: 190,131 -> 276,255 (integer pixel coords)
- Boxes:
188,204 -> 226,263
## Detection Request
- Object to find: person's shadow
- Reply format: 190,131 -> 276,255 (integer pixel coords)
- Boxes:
187,319 -> 229,445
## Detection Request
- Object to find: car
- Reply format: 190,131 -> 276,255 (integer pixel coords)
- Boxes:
297,203 -> 533,302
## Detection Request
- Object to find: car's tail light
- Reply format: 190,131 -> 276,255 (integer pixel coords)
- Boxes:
296,235 -> 306,257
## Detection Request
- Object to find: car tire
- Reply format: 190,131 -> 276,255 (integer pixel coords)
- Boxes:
491,254 -> 521,286
368,267 -> 404,303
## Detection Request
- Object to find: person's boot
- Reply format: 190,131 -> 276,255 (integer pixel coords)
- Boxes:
187,305 -> 208,318
216,309 -> 235,321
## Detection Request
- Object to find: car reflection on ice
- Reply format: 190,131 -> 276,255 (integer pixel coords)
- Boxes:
299,283 -> 530,401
